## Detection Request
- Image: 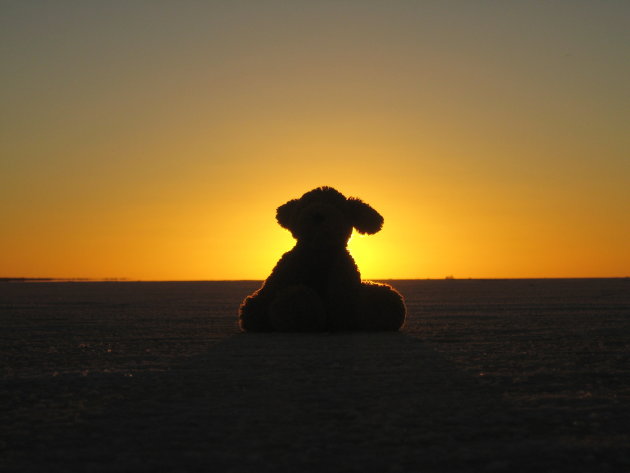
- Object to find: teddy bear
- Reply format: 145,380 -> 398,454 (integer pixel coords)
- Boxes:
239,186 -> 406,332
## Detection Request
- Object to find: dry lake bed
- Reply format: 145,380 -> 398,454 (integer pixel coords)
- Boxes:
1,279 -> 629,472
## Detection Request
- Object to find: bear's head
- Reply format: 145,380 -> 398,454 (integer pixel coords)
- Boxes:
276,187 -> 384,249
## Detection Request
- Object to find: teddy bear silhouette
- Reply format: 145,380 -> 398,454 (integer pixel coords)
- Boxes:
239,186 -> 406,332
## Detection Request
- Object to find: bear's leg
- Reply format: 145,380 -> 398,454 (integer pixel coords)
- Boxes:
239,292 -> 273,332
359,282 -> 406,331
269,285 -> 327,332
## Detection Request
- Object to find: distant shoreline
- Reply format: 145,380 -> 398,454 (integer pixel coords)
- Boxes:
1,277 -> 628,283
0,277 -> 130,283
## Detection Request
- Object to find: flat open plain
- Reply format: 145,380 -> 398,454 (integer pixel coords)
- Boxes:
1,279 -> 629,472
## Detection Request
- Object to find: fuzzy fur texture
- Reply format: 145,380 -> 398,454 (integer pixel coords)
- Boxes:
239,187 -> 406,332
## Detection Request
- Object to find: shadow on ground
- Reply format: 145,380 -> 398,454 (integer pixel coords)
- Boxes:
4,332 -> 621,473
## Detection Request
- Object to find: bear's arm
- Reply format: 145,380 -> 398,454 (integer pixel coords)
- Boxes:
238,249 -> 300,332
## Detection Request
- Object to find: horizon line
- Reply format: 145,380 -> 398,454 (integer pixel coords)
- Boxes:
2,276 -> 629,283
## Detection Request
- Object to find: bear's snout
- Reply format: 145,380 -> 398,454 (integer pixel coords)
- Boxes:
297,204 -> 352,249
310,211 -> 325,224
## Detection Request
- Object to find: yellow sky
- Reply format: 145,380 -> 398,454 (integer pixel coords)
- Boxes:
2,2 -> 629,279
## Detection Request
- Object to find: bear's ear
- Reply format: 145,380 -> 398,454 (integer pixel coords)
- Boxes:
346,197 -> 384,234
276,198 -> 300,231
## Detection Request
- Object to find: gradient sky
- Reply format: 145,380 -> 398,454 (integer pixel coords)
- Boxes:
2,1 -> 629,280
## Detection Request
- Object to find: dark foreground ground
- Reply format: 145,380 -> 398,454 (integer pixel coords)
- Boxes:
1,279 -> 629,472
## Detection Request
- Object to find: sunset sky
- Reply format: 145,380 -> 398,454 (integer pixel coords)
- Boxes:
2,1 -> 629,280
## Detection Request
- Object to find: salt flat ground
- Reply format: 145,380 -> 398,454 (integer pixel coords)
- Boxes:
1,279 -> 629,472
